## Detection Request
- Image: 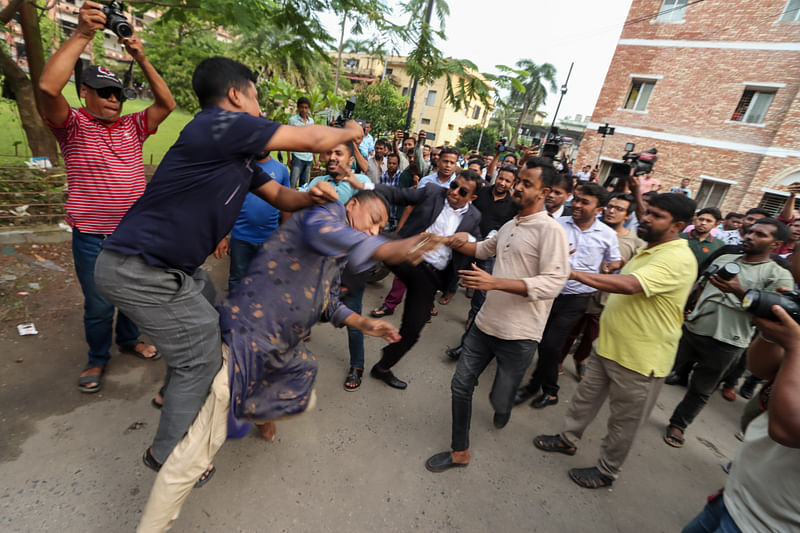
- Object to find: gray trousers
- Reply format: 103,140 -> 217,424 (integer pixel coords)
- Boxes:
95,250 -> 222,464
561,352 -> 663,479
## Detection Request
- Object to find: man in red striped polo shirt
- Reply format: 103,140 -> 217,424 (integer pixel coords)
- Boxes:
39,0 -> 176,393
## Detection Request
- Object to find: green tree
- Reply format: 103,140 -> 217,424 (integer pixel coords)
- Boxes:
352,79 -> 407,135
141,16 -> 229,114
455,124 -> 499,153
507,59 -> 557,146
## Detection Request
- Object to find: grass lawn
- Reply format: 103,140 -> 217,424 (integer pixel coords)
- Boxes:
0,82 -> 193,166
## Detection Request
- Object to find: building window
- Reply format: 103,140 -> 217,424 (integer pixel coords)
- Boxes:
421,118 -> 431,125
344,58 -> 359,69
695,179 -> 730,208
656,0 -> 689,22
472,106 -> 481,120
386,68 -> 393,75
730,89 -> 775,124
780,0 -> 800,22
447,124 -> 454,131
402,87 -> 409,97
623,79 -> 655,111
758,192 -> 799,215
425,90 -> 437,106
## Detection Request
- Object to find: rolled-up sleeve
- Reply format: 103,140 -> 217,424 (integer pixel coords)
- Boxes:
521,224 -> 570,301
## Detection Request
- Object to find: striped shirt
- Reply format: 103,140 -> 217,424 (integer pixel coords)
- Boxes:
379,169 -> 401,187
48,108 -> 152,234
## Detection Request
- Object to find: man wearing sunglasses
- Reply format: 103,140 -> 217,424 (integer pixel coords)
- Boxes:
39,0 -> 176,393
345,170 -> 483,389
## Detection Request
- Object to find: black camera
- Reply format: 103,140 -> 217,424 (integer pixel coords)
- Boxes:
742,289 -> 800,323
103,1 -> 133,39
701,262 -> 740,282
334,96 -> 356,127
623,147 -> 657,176
497,138 -> 508,152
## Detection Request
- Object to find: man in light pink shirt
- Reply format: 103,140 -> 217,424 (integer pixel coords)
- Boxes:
638,173 -> 661,194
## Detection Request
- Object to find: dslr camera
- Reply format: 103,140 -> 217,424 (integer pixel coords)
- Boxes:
103,1 -> 133,39
742,289 -> 800,324
700,262 -> 740,282
334,96 -> 356,127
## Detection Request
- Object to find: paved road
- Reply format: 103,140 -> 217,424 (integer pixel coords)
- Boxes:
1,253 -> 746,532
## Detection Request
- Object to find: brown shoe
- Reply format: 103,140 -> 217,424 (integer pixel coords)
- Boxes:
721,386 -> 736,402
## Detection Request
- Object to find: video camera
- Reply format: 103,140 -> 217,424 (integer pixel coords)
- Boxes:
103,1 -> 133,39
623,147 -> 658,176
742,289 -> 800,324
497,138 -> 508,153
334,96 -> 356,127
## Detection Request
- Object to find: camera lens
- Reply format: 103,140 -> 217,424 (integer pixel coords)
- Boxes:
717,263 -> 740,281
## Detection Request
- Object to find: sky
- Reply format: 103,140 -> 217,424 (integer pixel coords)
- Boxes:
319,0 -> 634,123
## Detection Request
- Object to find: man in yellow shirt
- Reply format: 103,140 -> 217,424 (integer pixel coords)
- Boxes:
533,192 -> 697,489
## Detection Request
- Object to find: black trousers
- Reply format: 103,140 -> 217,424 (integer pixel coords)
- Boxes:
523,293 -> 591,396
377,260 -> 446,370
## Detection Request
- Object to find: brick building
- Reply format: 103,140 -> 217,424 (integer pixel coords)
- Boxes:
577,0 -> 800,214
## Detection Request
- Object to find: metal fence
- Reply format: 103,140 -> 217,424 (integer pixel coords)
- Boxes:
0,164 -> 67,227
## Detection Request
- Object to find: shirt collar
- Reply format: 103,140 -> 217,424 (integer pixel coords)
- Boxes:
640,237 -> 688,254
516,210 -> 550,224
79,107 -> 122,129
444,198 -> 470,215
563,216 -> 602,232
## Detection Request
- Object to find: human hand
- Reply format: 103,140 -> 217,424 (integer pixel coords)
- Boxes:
120,34 -> 144,61
77,0 -> 106,37
458,263 -> 496,291
709,274 -> 745,298
785,182 -> 800,196
343,120 -> 364,144
360,318 -> 401,343
309,180 -> 338,204
418,130 -> 426,142
754,305 -> 800,350
213,238 -> 229,259
447,232 -> 470,249
405,233 -> 447,266
569,269 -> 579,280
601,260 -> 623,273
628,174 -> 641,191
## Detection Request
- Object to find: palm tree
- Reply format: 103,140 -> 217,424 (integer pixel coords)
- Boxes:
507,59 -> 557,146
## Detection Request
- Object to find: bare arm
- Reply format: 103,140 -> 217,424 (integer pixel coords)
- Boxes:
753,306 -> 800,447
120,35 -> 175,131
39,1 -> 106,126
778,183 -> 799,223
629,174 -> 646,223
353,145 -> 369,173
343,313 -> 401,343
570,270 -> 643,294
266,121 -> 362,154
252,179 -> 337,212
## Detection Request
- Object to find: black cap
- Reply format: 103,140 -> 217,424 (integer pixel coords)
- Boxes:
82,65 -> 123,89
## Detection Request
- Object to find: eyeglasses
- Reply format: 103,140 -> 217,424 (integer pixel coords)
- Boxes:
605,205 -> 627,212
95,87 -> 122,100
449,181 -> 470,198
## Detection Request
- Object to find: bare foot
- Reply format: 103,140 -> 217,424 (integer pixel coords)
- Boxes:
135,342 -> 158,359
257,421 -> 276,442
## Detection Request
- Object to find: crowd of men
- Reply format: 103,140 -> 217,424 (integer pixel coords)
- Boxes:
34,4 -> 800,531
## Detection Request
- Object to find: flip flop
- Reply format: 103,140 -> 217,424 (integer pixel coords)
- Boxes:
77,367 -> 105,393
120,343 -> 161,361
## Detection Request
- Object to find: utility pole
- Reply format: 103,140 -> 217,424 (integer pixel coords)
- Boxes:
548,62 -> 573,141
404,0 -> 434,132
333,14 -> 347,96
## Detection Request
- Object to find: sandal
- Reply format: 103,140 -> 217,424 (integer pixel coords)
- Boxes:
430,306 -> 438,316
78,366 -> 105,393
438,293 -> 454,305
120,342 -> 160,361
533,434 -> 576,455
143,448 -> 216,488
664,425 -> 685,448
568,467 -> 614,489
151,386 -> 166,409
371,305 -> 393,318
344,366 -> 364,392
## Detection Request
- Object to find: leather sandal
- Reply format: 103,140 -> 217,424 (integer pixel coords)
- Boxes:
344,366 -> 363,391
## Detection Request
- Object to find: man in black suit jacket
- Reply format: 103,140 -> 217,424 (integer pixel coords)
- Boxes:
347,170 -> 482,389
546,173 -> 573,218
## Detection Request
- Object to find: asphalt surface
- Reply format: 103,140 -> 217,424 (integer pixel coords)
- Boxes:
1,250 -> 747,532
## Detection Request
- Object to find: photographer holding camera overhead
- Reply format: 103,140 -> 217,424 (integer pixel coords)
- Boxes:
39,0 -> 176,393
663,217 -> 794,449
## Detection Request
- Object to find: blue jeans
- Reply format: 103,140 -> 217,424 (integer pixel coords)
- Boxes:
341,282 -> 365,368
228,237 -> 263,292
73,228 -> 140,368
682,495 -> 742,533
290,157 -> 312,189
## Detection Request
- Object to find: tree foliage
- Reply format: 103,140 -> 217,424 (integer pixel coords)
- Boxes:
455,124 -> 499,153
507,59 -> 557,145
352,80 -> 407,135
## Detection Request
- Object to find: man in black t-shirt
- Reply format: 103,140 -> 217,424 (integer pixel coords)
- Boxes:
96,57 -> 362,481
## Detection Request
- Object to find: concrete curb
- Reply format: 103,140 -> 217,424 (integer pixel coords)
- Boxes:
0,225 -> 72,244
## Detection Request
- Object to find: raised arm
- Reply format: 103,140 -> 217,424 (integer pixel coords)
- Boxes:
353,144 -> 369,173
266,120 -> 362,154
629,173 -> 646,223
39,1 -> 106,125
121,35 -> 175,131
